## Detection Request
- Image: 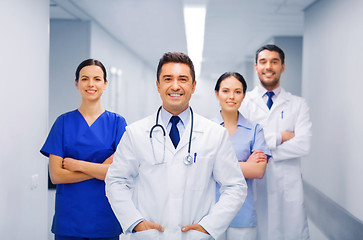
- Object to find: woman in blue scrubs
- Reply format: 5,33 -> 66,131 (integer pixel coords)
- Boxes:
41,59 -> 127,240
214,72 -> 271,240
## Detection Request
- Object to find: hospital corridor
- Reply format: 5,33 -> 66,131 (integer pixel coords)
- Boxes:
1,0 -> 363,239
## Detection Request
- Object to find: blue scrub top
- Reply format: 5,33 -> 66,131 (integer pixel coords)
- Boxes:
41,109 -> 127,238
214,112 -> 271,228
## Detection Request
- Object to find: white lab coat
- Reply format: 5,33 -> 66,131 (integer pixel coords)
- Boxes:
106,110 -> 247,240
240,86 -> 312,240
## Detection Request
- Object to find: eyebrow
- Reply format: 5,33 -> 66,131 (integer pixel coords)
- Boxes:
162,74 -> 189,78
221,87 -> 243,90
179,75 -> 189,78
80,75 -> 102,78
259,57 -> 280,62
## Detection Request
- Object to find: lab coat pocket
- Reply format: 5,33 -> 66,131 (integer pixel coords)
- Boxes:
131,229 -> 161,240
278,110 -> 294,132
185,230 -> 213,240
186,156 -> 213,190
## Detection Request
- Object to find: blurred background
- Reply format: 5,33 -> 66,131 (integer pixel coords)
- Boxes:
1,0 -> 363,239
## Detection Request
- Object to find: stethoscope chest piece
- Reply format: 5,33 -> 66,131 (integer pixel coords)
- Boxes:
184,154 -> 193,165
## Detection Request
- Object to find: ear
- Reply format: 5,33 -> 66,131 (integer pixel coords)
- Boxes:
281,63 -> 286,73
191,80 -> 197,94
156,80 -> 160,93
103,80 -> 108,90
75,80 -> 79,89
254,64 -> 258,72
215,90 -> 220,99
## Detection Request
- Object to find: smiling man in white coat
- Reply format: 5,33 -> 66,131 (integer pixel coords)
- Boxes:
240,45 -> 312,240
106,52 -> 247,240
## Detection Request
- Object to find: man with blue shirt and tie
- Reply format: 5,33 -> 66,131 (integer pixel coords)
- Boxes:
240,44 -> 312,240
106,52 -> 247,240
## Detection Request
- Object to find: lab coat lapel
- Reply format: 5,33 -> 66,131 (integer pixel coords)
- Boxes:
248,86 -> 290,112
176,112 -> 202,153
271,88 -> 290,110
249,87 -> 270,113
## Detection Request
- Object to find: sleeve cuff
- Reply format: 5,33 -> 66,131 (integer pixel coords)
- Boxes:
127,218 -> 144,234
277,133 -> 282,145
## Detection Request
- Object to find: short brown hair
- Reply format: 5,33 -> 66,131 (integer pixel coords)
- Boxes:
156,52 -> 195,82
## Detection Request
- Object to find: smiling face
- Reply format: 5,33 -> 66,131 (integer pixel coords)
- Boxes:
215,76 -> 245,113
75,65 -> 107,102
157,62 -> 196,115
255,50 -> 285,91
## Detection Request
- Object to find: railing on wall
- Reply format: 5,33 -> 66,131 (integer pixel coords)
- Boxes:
304,181 -> 363,240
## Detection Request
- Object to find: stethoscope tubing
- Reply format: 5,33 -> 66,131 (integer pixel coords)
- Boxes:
150,106 -> 194,165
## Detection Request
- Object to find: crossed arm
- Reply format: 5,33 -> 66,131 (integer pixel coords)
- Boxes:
239,150 -> 267,179
49,154 -> 113,184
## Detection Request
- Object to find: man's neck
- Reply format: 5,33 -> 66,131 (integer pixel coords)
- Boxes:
260,82 -> 280,92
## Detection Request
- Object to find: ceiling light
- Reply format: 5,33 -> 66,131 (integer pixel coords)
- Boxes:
184,4 -> 206,79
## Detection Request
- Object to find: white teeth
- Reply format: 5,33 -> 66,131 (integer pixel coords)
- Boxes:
170,94 -> 181,97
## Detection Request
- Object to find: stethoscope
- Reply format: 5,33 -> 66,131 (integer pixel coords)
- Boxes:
150,106 -> 194,165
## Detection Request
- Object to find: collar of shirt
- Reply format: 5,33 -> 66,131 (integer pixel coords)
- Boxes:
258,84 -> 281,104
160,106 -> 190,137
216,111 -> 253,130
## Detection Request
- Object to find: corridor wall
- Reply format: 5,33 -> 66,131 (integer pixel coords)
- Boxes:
302,0 -> 363,238
49,19 -> 158,126
90,23 -> 159,123
0,1 -> 49,239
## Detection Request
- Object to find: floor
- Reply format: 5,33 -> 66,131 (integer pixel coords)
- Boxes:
308,218 -> 329,240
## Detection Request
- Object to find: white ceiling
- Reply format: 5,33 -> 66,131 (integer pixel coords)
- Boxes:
50,0 -> 317,81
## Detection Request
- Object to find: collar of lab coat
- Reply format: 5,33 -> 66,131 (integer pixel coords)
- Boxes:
249,86 -> 291,112
146,107 -> 203,154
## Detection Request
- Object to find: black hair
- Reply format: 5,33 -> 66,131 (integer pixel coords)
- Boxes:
255,44 -> 285,64
75,59 -> 107,82
214,72 -> 247,94
156,52 -> 195,82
